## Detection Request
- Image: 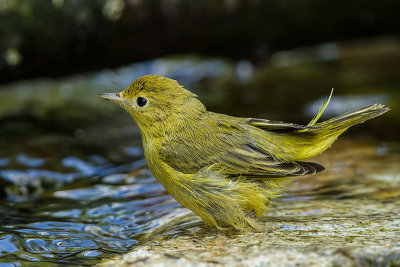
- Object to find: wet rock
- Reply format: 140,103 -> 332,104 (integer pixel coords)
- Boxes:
100,140 -> 400,267
100,198 -> 400,267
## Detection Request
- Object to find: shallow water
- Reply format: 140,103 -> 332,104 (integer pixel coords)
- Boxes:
0,41 -> 399,265
1,132 -> 399,266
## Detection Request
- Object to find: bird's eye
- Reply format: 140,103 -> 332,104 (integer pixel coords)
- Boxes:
136,97 -> 148,107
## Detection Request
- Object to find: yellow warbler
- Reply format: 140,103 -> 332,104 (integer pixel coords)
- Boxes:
98,74 -> 388,229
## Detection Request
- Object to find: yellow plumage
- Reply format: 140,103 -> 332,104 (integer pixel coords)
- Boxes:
98,75 -> 388,230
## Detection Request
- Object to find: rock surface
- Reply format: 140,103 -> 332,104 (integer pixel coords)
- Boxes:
100,199 -> 400,267
100,140 -> 400,267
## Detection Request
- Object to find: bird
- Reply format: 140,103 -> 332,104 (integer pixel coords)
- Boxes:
98,74 -> 388,230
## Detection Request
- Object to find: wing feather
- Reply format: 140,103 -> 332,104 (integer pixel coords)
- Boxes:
246,118 -> 309,132
161,137 -> 324,179
159,113 -> 324,179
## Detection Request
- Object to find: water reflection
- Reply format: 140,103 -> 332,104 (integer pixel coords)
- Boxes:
0,145 -> 190,264
0,136 -> 398,265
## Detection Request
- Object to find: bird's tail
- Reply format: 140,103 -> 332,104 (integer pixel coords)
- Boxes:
311,104 -> 389,136
284,91 -> 389,161
308,90 -> 388,133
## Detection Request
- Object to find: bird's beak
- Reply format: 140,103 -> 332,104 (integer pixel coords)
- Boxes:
97,92 -> 124,104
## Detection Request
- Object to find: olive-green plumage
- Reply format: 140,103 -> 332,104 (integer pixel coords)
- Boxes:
98,74 -> 388,229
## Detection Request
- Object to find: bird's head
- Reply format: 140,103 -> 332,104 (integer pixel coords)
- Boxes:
98,75 -> 206,137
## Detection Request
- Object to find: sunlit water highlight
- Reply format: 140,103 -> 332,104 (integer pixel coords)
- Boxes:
0,149 -> 192,265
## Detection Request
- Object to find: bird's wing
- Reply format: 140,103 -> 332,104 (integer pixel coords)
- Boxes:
160,121 -> 323,179
246,118 -> 310,131
209,142 -> 324,178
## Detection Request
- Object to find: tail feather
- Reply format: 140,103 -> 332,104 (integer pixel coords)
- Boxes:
284,96 -> 389,161
308,88 -> 333,127
313,104 -> 389,135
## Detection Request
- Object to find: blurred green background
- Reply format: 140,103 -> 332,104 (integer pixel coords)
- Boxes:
1,0 -> 399,137
0,0 -> 399,82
